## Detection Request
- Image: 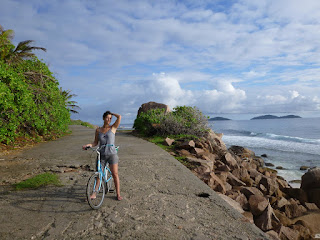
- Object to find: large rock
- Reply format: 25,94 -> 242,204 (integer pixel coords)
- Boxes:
259,176 -> 279,196
207,172 -> 227,194
229,145 -> 255,158
265,230 -> 280,240
235,193 -> 249,210
204,130 -> 228,153
275,197 -> 289,209
191,147 -> 205,155
232,168 -> 250,182
241,187 -> 264,199
276,177 -> 290,191
226,172 -> 246,187
193,165 -> 212,179
137,101 -> 170,116
242,211 -> 254,224
164,137 -> 175,146
273,209 -> 292,227
248,195 -> 269,216
218,193 -> 244,214
282,188 -> 308,205
253,157 -> 265,168
301,167 -> 320,190
277,226 -> 299,240
283,201 -> 307,219
304,202 -> 319,211
254,204 -> 280,231
221,152 -> 238,169
187,157 -> 214,172
178,140 -> 195,150
306,188 -> 320,208
177,149 -> 193,157
291,221 -> 313,240
197,152 -> 217,162
301,167 -> 320,208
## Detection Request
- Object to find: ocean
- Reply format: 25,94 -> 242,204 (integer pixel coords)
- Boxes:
208,117 -> 320,188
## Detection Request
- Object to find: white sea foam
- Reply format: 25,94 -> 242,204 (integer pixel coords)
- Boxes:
221,135 -> 319,185
222,135 -> 320,156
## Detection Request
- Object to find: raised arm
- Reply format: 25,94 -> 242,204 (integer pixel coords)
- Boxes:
111,113 -> 121,133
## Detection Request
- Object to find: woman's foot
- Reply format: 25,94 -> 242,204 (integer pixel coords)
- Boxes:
90,192 -> 97,199
117,196 -> 123,201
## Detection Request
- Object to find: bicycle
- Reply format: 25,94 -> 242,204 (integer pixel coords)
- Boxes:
84,145 -> 119,209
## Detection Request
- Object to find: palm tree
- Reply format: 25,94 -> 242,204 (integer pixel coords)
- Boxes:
0,24 -> 15,60
0,24 -> 14,42
0,24 -> 46,65
60,88 -> 81,114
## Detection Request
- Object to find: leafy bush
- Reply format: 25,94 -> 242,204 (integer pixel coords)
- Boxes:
134,106 -> 209,137
0,58 -> 70,144
133,108 -> 166,136
70,119 -> 95,129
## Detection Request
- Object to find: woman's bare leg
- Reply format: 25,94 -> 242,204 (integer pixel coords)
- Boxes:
110,163 -> 122,200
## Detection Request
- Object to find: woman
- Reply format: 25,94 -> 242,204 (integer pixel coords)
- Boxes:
82,111 -> 123,201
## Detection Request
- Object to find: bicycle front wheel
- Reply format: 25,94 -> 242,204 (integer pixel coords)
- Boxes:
86,173 -> 105,210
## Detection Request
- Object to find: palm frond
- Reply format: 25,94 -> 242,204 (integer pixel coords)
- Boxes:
0,25 -> 14,41
14,40 -> 46,53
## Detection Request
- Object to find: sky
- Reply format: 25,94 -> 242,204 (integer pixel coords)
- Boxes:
1,0 -> 320,123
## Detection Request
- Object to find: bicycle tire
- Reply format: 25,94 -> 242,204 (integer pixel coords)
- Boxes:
86,172 -> 105,209
107,177 -> 113,193
105,169 -> 113,193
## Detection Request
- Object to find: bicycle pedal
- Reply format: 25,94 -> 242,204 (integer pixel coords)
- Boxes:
108,189 -> 115,193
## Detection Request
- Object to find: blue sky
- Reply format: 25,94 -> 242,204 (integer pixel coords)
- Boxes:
1,0 -> 320,123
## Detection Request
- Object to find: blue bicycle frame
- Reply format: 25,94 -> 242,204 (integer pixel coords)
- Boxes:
94,145 -> 117,192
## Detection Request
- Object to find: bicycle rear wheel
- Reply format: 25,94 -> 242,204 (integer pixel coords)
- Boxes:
86,173 -> 105,209
105,170 -> 114,193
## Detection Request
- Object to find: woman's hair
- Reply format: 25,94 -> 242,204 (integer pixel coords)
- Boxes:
103,111 -> 112,119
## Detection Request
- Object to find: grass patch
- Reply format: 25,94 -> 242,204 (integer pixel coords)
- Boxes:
14,173 -> 61,190
148,135 -> 175,151
70,119 -> 96,129
149,136 -> 165,144
168,134 -> 199,141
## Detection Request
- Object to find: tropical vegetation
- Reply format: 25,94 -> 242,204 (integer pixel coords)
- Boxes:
0,24 -> 77,145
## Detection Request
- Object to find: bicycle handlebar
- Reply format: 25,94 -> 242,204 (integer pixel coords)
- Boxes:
83,145 -> 119,151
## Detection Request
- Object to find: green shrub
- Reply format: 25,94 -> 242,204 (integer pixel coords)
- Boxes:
69,119 -> 95,129
133,108 -> 166,136
133,105 -> 210,137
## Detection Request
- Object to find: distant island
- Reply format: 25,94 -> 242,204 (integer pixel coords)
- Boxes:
251,115 -> 302,120
208,117 -> 231,121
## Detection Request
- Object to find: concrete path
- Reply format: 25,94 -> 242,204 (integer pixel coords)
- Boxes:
0,125 -> 269,240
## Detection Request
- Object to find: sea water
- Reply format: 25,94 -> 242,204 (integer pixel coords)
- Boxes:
209,118 -> 320,188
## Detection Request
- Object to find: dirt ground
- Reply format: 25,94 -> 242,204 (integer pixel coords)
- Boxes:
0,125 -> 269,240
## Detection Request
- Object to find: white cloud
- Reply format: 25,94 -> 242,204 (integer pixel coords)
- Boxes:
243,70 -> 267,78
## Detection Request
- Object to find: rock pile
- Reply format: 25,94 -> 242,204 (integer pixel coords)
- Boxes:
167,130 -> 319,240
